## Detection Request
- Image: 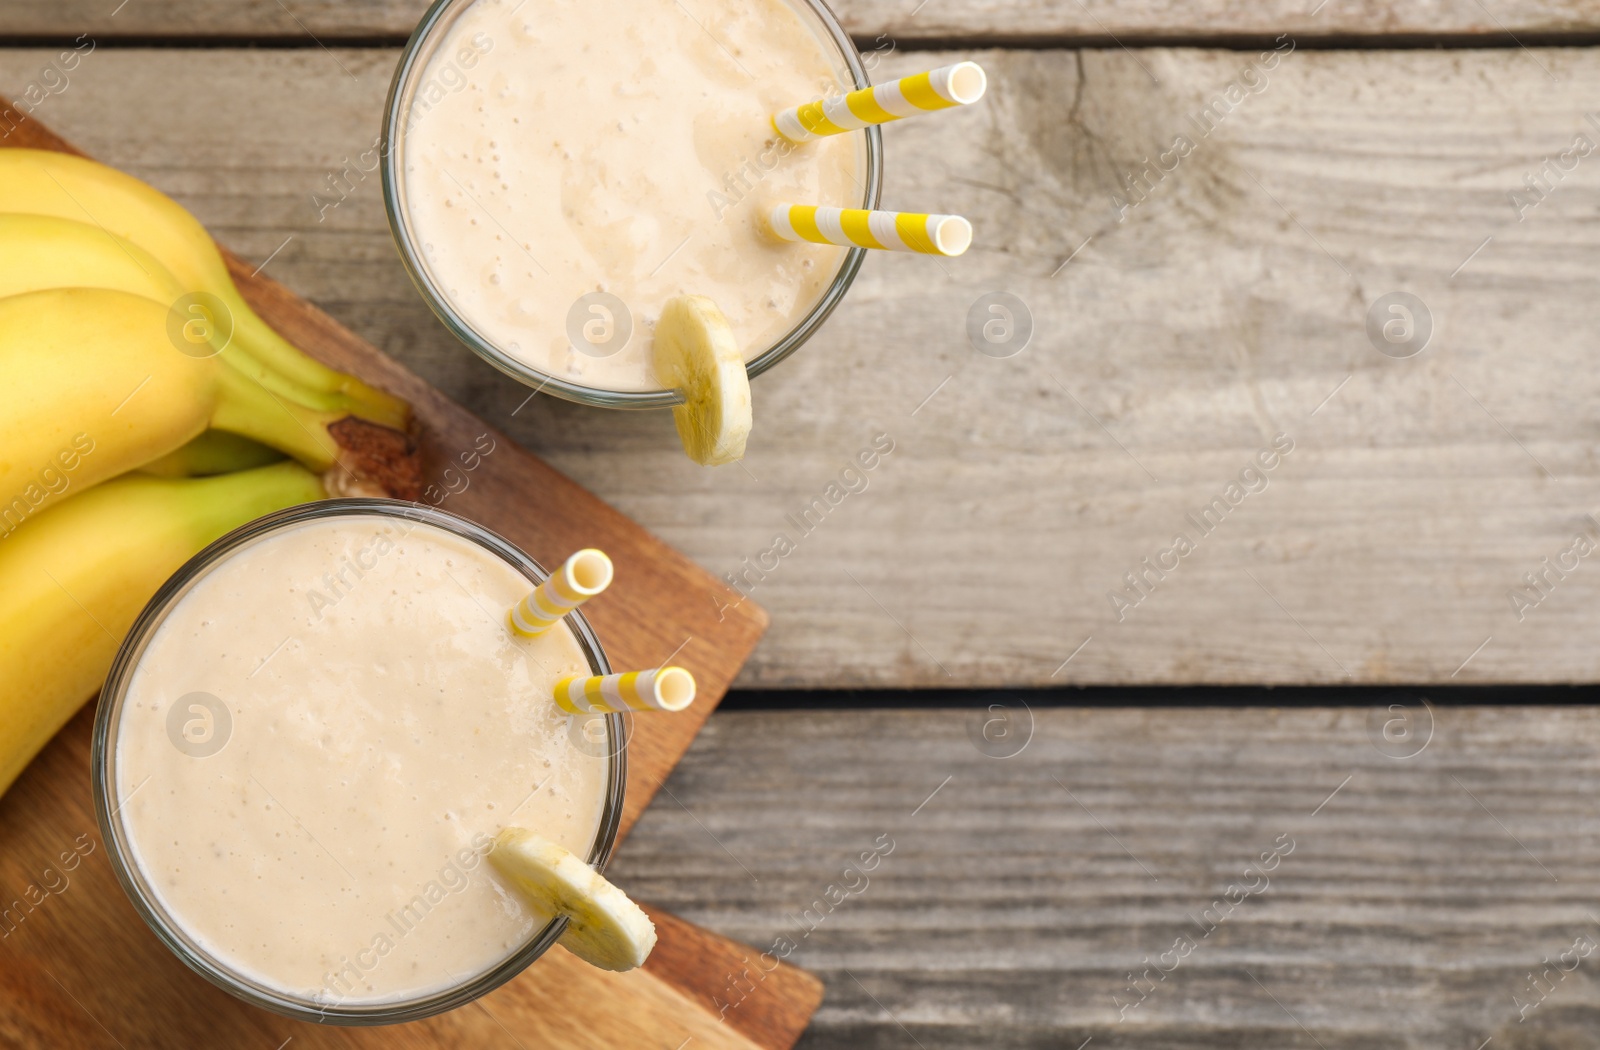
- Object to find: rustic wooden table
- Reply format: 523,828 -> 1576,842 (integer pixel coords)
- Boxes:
6,2 -> 1600,1046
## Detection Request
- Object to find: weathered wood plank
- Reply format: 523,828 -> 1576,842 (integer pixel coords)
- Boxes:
1,0 -> 1598,44
3,45 -> 1598,686
613,705 -> 1600,1048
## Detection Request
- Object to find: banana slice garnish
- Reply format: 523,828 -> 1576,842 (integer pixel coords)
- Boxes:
489,827 -> 657,972
652,295 -> 752,466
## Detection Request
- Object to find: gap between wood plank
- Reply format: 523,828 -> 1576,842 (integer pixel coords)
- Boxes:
5,31 -> 1600,50
722,684 -> 1600,709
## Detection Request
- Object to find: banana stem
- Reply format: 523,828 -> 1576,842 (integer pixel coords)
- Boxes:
230,300 -> 411,430
177,459 -> 329,532
217,342 -> 354,416
210,362 -> 344,471
139,430 -> 285,478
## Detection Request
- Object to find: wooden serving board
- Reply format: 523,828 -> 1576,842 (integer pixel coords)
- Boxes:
0,110 -> 819,1049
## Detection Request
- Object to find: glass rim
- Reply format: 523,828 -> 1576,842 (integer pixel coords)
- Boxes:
379,0 -> 884,409
90,498 -> 628,1025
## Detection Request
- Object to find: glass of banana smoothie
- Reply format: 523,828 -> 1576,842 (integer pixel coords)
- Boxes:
91,500 -> 626,1024
381,0 -> 881,407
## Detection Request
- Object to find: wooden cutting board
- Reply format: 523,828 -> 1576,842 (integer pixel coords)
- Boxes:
0,108 -> 819,1050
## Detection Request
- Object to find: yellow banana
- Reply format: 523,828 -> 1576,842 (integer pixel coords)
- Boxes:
138,431 -> 284,478
0,288 -> 350,530
490,828 -> 657,971
0,209 -> 407,431
0,149 -> 409,429
653,295 -> 752,465
0,211 -> 173,301
0,462 -> 326,798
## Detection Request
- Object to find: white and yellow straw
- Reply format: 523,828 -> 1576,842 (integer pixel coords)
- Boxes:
508,548 -> 614,638
772,62 -> 988,143
554,667 -> 698,714
767,205 -> 972,257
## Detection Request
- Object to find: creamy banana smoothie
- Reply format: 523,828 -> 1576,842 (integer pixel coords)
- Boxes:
394,0 -> 862,393
109,511 -> 613,1007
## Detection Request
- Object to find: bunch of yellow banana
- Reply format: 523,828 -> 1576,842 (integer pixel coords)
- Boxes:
0,148 -> 419,800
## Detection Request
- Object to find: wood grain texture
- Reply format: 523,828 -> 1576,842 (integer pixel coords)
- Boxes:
0,115 -> 821,1050
5,44 -> 1593,687
0,0 -> 1597,43
613,704 -> 1600,1049
646,905 -> 827,1043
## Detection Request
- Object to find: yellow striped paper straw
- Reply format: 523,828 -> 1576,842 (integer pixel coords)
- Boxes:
767,205 -> 972,257
772,62 -> 987,143
508,548 -> 614,638
553,667 -> 698,714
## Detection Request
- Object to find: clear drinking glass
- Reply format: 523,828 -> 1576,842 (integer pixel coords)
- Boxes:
380,0 -> 883,408
90,499 -> 627,1025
